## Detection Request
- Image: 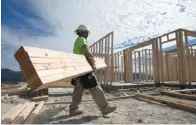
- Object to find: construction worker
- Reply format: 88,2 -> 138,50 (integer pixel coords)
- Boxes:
69,25 -> 117,116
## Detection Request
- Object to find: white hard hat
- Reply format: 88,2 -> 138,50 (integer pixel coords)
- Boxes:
74,25 -> 91,34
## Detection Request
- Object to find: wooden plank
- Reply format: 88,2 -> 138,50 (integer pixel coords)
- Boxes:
161,91 -> 196,100
24,101 -> 44,124
2,102 -> 29,124
14,46 -> 85,60
1,103 -> 22,122
12,102 -> 36,124
135,94 -> 196,114
170,89 -> 196,93
32,95 -> 49,101
125,39 -> 154,51
30,57 -> 87,64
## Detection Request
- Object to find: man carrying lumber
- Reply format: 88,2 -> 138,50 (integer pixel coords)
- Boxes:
70,25 -> 117,116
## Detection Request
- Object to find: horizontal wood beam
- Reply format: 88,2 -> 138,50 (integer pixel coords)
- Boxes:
135,94 -> 196,114
161,38 -> 176,44
89,32 -> 113,47
125,39 -> 154,51
169,89 -> 196,93
183,29 -> 196,37
161,91 -> 196,100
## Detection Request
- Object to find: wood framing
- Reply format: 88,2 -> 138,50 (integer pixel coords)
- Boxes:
89,32 -> 114,84
115,28 -> 196,86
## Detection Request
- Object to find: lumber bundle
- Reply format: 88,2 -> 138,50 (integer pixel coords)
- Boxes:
14,46 -> 107,90
1,101 -> 44,124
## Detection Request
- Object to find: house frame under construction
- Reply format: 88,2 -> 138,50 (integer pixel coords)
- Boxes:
90,28 -> 196,87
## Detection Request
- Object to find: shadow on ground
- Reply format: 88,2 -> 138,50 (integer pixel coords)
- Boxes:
33,107 -> 65,124
50,115 -> 101,124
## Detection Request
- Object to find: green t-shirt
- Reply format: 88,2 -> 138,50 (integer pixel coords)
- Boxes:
73,37 -> 88,55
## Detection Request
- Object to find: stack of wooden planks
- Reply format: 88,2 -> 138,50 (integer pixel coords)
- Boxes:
14,46 -> 107,91
1,101 -> 44,124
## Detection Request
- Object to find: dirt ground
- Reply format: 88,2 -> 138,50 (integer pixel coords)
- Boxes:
1,87 -> 196,124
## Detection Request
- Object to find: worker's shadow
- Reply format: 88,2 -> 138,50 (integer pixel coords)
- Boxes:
33,107 -> 65,124
50,115 -> 103,124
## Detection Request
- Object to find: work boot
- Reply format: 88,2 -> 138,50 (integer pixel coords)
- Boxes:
69,108 -> 84,116
102,105 -> 117,116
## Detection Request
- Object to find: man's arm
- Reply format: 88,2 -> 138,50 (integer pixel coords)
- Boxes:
81,45 -> 96,71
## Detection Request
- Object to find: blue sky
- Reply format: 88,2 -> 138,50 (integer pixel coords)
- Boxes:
1,0 -> 196,71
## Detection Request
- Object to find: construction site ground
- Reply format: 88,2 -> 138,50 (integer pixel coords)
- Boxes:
1,86 -> 196,124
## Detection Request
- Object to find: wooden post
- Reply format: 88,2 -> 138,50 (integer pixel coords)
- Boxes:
159,37 -> 164,83
149,50 -> 152,81
123,50 -> 127,82
138,51 -> 141,81
184,32 -> 191,85
165,53 -> 169,81
145,49 -> 148,82
155,39 -> 160,83
152,42 -> 156,83
115,53 -> 117,81
111,32 -> 114,85
152,39 -> 159,84
142,50 -> 144,81
117,52 -> 120,81
176,29 -> 186,84
129,50 -> 133,82
134,52 -> 137,81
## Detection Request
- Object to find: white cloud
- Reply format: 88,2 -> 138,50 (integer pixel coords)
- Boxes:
1,0 -> 196,70
3,0 -> 196,47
